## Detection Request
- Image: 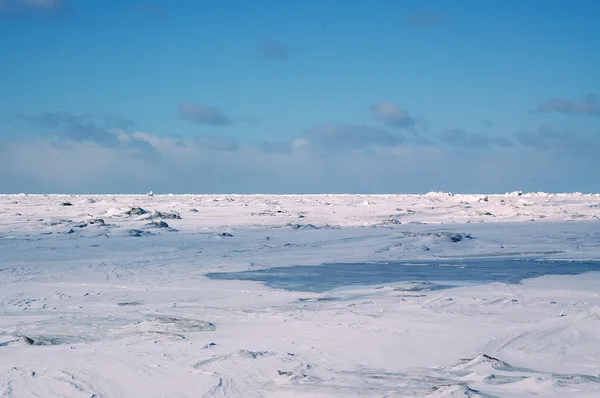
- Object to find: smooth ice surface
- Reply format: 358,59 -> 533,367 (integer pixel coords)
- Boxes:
1,193 -> 600,397
207,259 -> 600,293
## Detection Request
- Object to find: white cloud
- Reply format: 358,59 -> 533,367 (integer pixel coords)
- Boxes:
291,138 -> 309,150
370,102 -> 415,128
1,134 -> 595,194
194,134 -> 238,151
1,117 -> 598,193
534,94 -> 600,117
179,103 -> 232,126
306,123 -> 406,150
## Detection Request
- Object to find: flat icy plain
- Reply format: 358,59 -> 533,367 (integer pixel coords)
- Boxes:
1,193 -> 600,397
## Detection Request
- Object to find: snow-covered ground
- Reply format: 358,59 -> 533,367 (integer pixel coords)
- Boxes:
1,193 -> 600,397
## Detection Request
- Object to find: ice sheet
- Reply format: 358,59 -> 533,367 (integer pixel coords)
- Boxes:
1,193 -> 600,397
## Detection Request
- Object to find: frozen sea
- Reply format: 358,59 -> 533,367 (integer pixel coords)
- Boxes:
1,193 -> 600,397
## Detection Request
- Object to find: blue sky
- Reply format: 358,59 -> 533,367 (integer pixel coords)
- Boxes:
1,0 -> 599,193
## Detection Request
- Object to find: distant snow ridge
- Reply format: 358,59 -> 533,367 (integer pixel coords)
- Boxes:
505,191 -> 523,196
425,191 -> 455,197
119,207 -> 181,220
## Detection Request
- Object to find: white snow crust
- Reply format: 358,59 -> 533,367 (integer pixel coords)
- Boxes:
1,193 -> 600,397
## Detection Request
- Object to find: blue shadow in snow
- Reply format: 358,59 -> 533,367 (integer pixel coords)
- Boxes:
206,259 -> 600,293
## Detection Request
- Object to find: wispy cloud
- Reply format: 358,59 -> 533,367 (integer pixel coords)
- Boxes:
179,103 -> 232,126
370,102 -> 415,129
306,123 -> 406,151
533,94 -> 600,116
104,115 -> 137,130
257,140 -> 292,154
515,125 -> 596,153
2,136 -> 594,194
2,109 -> 597,193
194,134 -> 238,151
260,41 -> 289,62
8,111 -> 132,147
437,129 -> 514,148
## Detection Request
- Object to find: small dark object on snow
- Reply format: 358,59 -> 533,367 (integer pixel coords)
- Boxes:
128,229 -> 154,237
126,207 -> 147,216
150,220 -> 170,228
401,231 -> 473,242
289,223 -> 319,230
117,301 -> 143,306
149,210 -> 181,220
60,202 -> 73,206
22,336 -> 35,345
